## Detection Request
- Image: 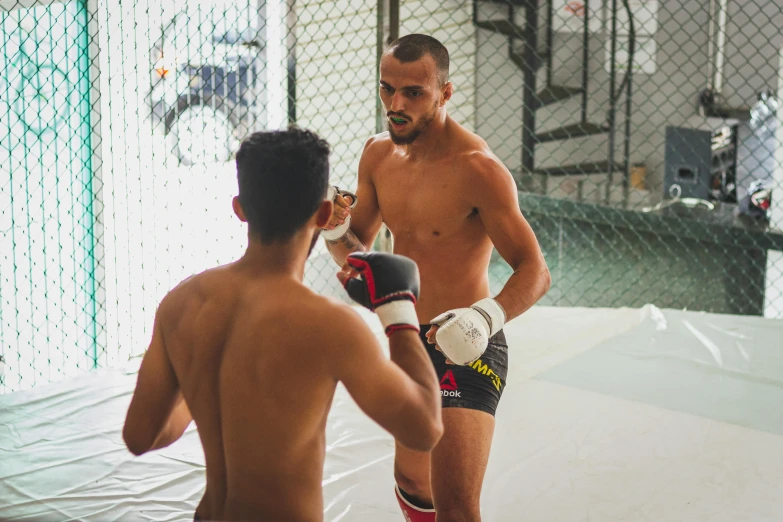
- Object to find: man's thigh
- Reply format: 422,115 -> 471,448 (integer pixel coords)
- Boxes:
394,408 -> 496,505
430,408 -> 495,509
393,328 -> 509,502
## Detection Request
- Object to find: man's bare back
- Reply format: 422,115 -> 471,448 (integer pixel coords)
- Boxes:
158,264 -> 347,521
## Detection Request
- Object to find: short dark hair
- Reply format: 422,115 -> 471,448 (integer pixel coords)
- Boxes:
235,128 -> 330,243
387,34 -> 449,85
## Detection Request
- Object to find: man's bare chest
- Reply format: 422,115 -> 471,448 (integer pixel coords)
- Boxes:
372,163 -> 477,240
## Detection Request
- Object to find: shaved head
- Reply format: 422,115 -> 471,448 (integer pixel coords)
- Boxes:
385,34 -> 449,85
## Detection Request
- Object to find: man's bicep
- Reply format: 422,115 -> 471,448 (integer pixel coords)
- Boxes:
477,161 -> 545,267
123,313 -> 182,454
484,203 -> 544,268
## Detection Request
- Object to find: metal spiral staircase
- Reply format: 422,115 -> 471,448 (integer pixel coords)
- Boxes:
473,0 -> 635,205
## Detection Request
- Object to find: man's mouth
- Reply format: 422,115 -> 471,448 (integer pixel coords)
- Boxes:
389,116 -> 408,132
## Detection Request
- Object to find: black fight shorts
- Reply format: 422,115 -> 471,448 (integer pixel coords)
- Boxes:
420,326 -> 508,416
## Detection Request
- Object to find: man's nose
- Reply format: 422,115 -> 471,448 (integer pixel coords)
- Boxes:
390,92 -> 405,113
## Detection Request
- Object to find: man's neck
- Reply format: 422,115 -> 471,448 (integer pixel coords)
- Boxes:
400,112 -> 451,160
236,236 -> 310,281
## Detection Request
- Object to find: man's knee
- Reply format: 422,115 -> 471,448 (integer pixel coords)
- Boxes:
394,467 -> 432,504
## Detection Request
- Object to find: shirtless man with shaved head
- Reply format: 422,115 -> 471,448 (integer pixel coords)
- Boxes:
324,34 -> 551,521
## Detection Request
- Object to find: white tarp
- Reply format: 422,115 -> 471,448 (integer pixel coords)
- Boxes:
1,305 -> 782,521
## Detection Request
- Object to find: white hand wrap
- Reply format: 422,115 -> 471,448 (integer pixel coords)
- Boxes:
375,300 -> 420,335
430,298 -> 506,366
322,185 -> 358,241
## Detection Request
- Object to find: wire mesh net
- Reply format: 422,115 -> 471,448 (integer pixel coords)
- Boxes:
1,0 -> 782,393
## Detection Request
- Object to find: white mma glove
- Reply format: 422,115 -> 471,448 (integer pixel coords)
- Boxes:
430,298 -> 506,366
322,185 -> 358,241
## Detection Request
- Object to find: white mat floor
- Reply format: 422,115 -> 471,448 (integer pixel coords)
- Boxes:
1,305 -> 782,521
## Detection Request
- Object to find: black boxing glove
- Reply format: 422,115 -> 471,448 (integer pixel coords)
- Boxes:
342,252 -> 420,336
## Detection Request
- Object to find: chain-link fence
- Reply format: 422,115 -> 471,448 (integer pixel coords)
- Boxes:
1,0 -> 782,393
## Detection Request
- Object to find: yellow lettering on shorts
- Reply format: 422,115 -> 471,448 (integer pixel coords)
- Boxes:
485,368 -> 502,391
472,360 -> 488,375
471,359 -> 502,391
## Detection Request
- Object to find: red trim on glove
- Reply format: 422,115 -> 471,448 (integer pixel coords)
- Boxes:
377,291 -> 417,306
345,257 -> 377,301
344,257 -> 417,307
384,323 -> 420,337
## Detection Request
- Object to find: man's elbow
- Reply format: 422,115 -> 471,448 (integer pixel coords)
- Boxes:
402,397 -> 444,451
424,417 -> 445,450
122,423 -> 151,456
539,262 -> 552,296
400,417 -> 444,452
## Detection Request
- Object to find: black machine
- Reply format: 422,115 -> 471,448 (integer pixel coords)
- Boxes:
664,125 -> 737,202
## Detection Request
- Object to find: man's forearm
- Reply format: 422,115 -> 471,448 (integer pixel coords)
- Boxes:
388,329 -> 440,415
494,260 -> 551,322
325,228 -> 367,266
150,397 -> 192,451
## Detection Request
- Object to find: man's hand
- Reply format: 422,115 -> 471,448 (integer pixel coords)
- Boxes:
336,260 -> 360,284
322,186 -> 357,241
325,192 -> 355,230
427,298 -> 506,366
424,324 -> 454,365
339,252 -> 420,336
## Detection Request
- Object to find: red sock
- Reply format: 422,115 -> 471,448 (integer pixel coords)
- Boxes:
395,484 -> 436,521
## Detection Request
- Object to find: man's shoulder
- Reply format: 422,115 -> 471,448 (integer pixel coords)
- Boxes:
363,132 -> 394,157
167,265 -> 226,294
158,273 -> 200,309
302,295 -> 369,326
449,141 -> 517,202
367,131 -> 392,145
304,293 -> 378,328
157,265 -> 234,314
358,133 -> 394,182
459,148 -> 509,181
446,120 -> 504,173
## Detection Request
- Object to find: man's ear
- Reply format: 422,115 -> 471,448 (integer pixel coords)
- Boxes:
315,199 -> 333,229
441,81 -> 454,106
232,196 -> 247,222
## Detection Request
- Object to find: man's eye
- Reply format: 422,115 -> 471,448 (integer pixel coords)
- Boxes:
409,91 -> 421,97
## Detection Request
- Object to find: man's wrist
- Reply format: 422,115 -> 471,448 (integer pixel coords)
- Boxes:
387,327 -> 424,349
470,297 -> 506,336
376,300 -> 419,337
322,219 -> 351,241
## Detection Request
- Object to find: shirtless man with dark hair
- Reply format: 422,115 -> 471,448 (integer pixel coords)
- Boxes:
323,34 -> 551,521
122,127 -> 443,522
